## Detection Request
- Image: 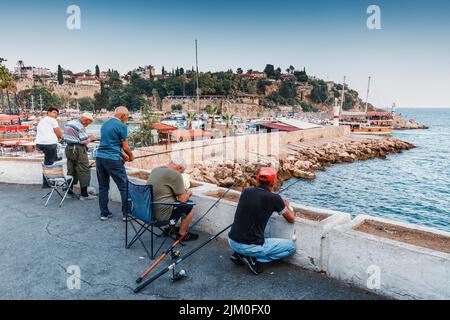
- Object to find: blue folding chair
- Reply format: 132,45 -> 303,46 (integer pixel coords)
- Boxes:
125,181 -> 194,259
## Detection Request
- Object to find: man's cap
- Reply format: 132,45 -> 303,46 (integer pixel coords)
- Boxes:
81,112 -> 94,122
257,167 -> 277,182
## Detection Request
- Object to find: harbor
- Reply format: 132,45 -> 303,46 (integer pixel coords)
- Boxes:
1,0 -> 449,303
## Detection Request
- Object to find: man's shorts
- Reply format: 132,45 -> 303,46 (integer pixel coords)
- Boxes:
169,201 -> 194,221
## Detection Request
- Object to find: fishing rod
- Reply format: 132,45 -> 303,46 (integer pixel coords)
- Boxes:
133,140 -> 233,160
134,223 -> 233,293
278,178 -> 302,194
135,181 -> 238,284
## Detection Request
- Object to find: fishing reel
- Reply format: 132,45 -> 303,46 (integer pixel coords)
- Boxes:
171,267 -> 187,282
170,249 -> 181,260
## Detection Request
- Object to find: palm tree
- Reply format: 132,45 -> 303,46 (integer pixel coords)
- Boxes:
222,112 -> 233,129
205,104 -> 218,128
0,64 -> 16,113
289,65 -> 295,74
186,110 -> 195,129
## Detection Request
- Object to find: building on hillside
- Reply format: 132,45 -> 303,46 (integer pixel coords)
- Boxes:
240,71 -> 267,80
133,65 -> 156,80
74,75 -> 100,86
14,66 -> 52,79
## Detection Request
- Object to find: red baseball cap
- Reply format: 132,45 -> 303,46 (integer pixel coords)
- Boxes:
257,167 -> 277,182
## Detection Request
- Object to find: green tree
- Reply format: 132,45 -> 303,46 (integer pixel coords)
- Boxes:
0,64 -> 16,112
300,102 -> 318,112
186,110 -> 195,129
205,104 -> 218,128
222,112 -> 233,129
309,80 -> 329,104
95,65 -> 100,78
78,97 -> 96,111
257,79 -> 271,95
94,82 -> 110,111
294,68 -> 308,82
171,104 -> 183,112
129,102 -> 158,147
57,65 -> 64,85
21,87 -> 59,111
279,79 -> 297,100
263,64 -> 275,78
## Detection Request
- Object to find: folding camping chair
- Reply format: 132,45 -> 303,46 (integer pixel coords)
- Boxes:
41,164 -> 74,207
125,181 -> 194,259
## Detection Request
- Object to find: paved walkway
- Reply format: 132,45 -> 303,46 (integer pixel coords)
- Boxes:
0,183 -> 382,300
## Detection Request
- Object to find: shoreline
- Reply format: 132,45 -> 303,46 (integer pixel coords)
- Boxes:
190,135 -> 415,190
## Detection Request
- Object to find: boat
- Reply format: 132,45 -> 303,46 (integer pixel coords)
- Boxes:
338,76 -> 393,135
340,111 -> 393,135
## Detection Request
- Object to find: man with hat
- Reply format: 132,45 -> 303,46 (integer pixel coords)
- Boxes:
63,112 -> 97,200
228,167 -> 296,275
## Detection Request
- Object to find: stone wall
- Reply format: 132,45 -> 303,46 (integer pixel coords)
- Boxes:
129,126 -> 351,171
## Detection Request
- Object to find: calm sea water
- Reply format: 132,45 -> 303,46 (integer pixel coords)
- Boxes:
283,108 -> 450,232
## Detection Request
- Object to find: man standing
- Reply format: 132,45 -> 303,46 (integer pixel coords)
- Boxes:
147,157 -> 198,241
35,107 -> 63,188
63,112 -> 96,200
228,167 -> 296,275
96,106 -> 134,221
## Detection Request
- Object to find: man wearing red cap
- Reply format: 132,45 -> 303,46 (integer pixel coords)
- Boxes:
228,167 -> 296,275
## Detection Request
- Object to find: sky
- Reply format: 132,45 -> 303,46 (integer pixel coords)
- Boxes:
1,0 -> 449,108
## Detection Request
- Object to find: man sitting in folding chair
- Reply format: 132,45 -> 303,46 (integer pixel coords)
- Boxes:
147,156 -> 199,242
42,164 -> 74,207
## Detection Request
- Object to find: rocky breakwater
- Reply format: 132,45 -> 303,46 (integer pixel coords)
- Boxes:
393,115 -> 429,130
189,137 -> 415,190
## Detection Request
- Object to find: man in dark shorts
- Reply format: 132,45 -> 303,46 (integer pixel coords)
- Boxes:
147,157 -> 198,241
228,167 -> 296,275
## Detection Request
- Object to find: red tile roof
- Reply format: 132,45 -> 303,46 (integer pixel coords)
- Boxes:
152,123 -> 178,131
259,122 -> 299,132
172,129 -> 214,139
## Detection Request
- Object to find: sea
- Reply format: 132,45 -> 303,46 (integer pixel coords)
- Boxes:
283,108 -> 450,232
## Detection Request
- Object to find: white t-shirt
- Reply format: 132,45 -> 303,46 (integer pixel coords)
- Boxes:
35,116 -> 59,145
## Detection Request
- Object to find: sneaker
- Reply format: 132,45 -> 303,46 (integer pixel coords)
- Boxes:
241,256 -> 263,275
100,212 -> 113,221
80,195 -> 97,201
163,226 -> 179,237
122,216 -> 131,222
177,232 -> 199,242
230,252 -> 244,266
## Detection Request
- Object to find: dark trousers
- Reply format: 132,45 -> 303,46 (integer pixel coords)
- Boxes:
65,144 -> 91,189
37,144 -> 57,187
96,157 -> 128,217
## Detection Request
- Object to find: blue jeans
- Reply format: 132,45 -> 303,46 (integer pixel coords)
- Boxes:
228,238 -> 296,263
96,157 -> 128,217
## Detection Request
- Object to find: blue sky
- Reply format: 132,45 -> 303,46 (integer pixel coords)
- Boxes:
1,0 -> 449,107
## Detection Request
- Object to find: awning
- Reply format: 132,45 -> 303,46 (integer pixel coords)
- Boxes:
258,122 -> 299,132
152,123 -> 178,131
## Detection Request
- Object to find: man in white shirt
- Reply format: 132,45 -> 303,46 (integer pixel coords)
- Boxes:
35,107 -> 63,188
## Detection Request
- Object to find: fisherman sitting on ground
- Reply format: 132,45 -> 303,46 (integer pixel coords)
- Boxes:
63,112 -> 96,200
228,167 -> 296,275
147,156 -> 199,241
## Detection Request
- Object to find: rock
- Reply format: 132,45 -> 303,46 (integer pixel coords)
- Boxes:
218,176 -> 235,187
